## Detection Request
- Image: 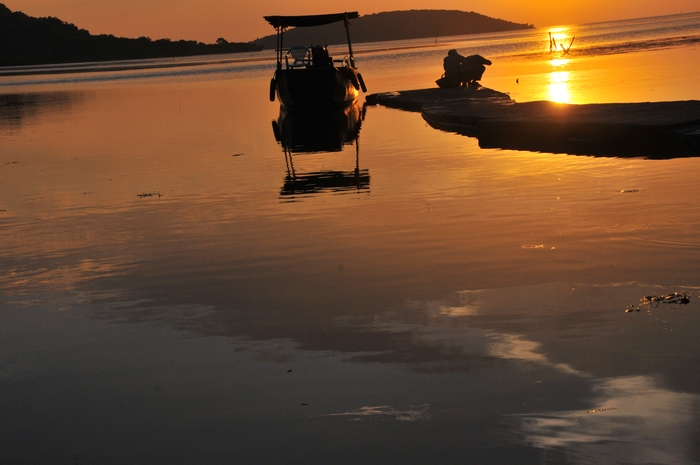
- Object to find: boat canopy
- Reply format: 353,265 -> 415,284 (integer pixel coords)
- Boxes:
264,12 -> 359,29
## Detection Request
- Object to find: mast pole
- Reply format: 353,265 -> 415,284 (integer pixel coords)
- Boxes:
278,27 -> 284,70
344,13 -> 356,68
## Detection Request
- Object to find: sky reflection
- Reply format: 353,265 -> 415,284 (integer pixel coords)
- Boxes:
414,283 -> 700,463
518,376 -> 700,465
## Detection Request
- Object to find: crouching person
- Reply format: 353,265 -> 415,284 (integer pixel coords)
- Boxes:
437,49 -> 463,88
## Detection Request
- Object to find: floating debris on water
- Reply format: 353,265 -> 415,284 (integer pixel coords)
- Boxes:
644,292 -> 691,306
137,191 -> 161,198
625,292 -> 692,312
588,407 -> 617,413
521,244 -> 545,249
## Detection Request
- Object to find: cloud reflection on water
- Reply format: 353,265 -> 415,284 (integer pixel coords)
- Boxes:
413,284 -> 700,464
415,299 -> 579,374
324,404 -> 430,422
517,375 -> 699,465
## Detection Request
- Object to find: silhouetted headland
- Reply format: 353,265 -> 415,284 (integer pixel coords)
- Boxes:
367,88 -> 700,158
253,10 -> 533,48
0,3 -> 262,67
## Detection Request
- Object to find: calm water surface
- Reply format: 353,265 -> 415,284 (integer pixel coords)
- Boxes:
2,13 -> 700,464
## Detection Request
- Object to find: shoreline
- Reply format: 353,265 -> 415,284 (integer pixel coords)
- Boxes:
0,53 -> 275,78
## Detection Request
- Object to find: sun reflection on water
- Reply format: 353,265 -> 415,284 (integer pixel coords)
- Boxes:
548,27 -> 569,39
549,58 -> 569,68
548,70 -> 571,103
548,27 -> 574,53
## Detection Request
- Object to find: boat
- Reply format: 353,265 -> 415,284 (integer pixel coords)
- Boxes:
264,12 -> 367,108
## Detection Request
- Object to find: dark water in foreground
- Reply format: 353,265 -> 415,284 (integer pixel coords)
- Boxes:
2,12 -> 700,465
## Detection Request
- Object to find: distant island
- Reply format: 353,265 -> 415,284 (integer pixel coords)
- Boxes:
254,10 -> 534,49
0,3 -> 262,67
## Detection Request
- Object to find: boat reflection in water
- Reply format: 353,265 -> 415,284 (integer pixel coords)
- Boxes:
272,100 -> 369,198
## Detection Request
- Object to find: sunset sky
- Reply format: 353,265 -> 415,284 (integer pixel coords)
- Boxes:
3,0 -> 699,43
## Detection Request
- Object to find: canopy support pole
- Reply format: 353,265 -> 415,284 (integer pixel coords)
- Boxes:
344,15 -> 355,68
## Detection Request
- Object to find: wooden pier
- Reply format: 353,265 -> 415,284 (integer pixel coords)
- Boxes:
366,87 -> 700,158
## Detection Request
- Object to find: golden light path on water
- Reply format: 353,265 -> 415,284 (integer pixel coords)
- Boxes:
547,27 -> 573,103
548,28 -> 574,47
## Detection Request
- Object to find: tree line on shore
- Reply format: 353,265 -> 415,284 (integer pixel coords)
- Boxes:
1,5 -> 536,67
0,4 -> 262,66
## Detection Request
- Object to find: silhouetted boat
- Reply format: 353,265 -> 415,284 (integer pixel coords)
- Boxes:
264,12 -> 367,108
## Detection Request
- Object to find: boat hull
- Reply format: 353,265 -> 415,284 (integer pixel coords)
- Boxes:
272,100 -> 362,152
274,67 -> 359,108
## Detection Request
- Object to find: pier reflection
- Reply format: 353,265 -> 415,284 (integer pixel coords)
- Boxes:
271,101 -> 370,197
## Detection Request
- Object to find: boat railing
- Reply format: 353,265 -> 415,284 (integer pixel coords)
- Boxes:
285,46 -> 311,68
282,45 -> 339,70
333,56 -> 352,68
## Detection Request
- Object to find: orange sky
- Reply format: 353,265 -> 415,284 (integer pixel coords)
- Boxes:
4,0 -> 698,43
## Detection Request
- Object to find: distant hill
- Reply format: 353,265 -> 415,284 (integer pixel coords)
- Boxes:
0,3 -> 262,67
254,10 -> 534,49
